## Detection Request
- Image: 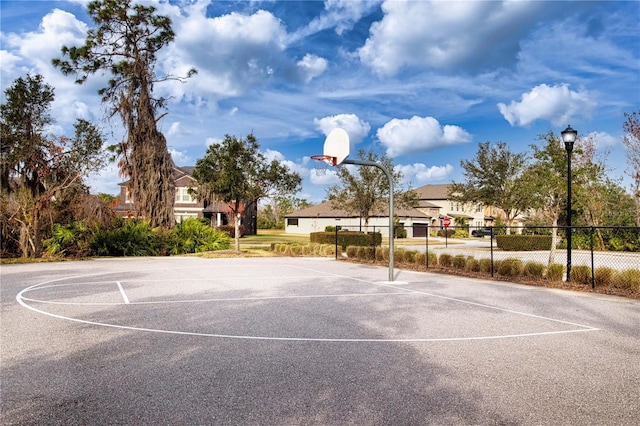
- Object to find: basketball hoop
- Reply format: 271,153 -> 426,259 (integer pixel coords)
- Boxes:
311,154 -> 337,175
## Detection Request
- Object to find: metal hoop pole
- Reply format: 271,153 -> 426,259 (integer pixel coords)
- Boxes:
342,158 -> 395,282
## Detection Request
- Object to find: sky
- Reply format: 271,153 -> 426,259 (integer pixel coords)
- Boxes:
1,0 -> 639,203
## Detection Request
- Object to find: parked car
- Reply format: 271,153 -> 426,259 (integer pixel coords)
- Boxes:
471,227 -> 493,237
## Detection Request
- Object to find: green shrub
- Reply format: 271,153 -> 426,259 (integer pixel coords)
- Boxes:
496,235 -> 553,251
380,246 -> 390,261
466,257 -> 480,272
427,252 -> 438,267
452,255 -> 467,270
321,244 -> 335,257
346,245 -> 358,258
453,230 -> 469,238
90,220 -> 160,256
169,218 -> 231,254
594,267 -> 615,287
546,263 -> 565,282
439,253 -> 453,267
310,231 -> 381,250
479,258 -> 492,273
570,265 -> 592,285
404,250 -> 416,263
414,252 -> 426,267
497,258 -> 524,277
394,248 -> 406,264
612,269 -> 640,291
523,261 -> 545,280
44,221 -> 92,258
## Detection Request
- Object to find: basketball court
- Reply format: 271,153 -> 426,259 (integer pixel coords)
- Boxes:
2,256 -> 639,424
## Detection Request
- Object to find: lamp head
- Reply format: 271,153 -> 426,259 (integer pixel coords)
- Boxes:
561,125 -> 577,153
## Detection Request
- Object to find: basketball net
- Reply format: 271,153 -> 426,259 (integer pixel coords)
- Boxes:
311,154 -> 336,176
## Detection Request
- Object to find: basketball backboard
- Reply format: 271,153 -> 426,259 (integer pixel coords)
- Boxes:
323,128 -> 350,166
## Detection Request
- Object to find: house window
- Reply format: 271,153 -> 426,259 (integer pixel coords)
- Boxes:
476,203 -> 483,213
175,187 -> 196,203
287,218 -> 299,226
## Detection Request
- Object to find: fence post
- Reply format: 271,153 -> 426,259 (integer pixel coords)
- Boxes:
335,226 -> 338,260
373,226 -> 376,263
490,226 -> 494,277
426,225 -> 429,269
590,227 -> 595,289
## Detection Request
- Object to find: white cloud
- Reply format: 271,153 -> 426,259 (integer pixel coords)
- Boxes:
395,163 -> 454,186
314,113 -> 371,144
289,0 -> 381,42
159,8 -> 289,101
497,83 -> 596,127
377,116 -> 472,157
86,163 -> 121,196
309,168 -> 340,186
587,131 -> 618,149
2,9 -> 103,125
263,149 -> 307,176
205,137 -> 223,147
167,122 -> 182,137
296,54 -> 328,83
358,0 -> 541,75
169,149 -> 192,166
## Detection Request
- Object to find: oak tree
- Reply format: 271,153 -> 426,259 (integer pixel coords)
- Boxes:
0,74 -> 105,257
449,141 -> 529,233
327,148 -> 418,229
192,134 -> 302,252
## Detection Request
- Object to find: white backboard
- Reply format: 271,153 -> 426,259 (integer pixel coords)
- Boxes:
323,128 -> 350,166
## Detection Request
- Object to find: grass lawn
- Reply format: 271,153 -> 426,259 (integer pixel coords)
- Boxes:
240,229 -> 310,245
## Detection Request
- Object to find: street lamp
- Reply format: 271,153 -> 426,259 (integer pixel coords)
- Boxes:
561,125 -> 577,282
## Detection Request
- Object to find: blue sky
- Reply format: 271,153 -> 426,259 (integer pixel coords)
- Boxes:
2,0 -> 639,203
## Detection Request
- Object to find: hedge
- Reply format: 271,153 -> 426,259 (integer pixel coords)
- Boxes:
310,231 -> 382,250
496,235 -> 553,251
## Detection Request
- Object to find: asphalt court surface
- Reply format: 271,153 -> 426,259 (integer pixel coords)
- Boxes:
2,256 -> 639,425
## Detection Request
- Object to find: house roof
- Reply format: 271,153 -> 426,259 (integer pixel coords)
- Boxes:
413,183 -> 452,200
286,200 -> 430,219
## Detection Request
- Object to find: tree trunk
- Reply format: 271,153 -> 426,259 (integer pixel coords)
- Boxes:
234,213 -> 241,252
548,217 -> 559,266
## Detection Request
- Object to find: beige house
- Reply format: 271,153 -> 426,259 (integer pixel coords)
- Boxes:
285,183 -> 497,236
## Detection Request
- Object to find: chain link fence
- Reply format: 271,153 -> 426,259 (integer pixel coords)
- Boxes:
328,224 -> 640,292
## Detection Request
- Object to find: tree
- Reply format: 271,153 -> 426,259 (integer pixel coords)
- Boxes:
191,134 -> 302,251
258,196 -> 310,229
450,141 -> 529,232
0,74 -> 105,257
525,131 -> 594,264
622,110 -> 640,225
327,148 -> 417,230
53,0 -> 196,228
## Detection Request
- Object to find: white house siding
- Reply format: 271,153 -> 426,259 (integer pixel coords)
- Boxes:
285,216 -> 429,237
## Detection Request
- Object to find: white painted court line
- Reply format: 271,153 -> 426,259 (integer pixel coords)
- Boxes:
15,263 -> 601,342
116,281 -> 130,304
289,263 -> 600,332
19,290 -> 411,306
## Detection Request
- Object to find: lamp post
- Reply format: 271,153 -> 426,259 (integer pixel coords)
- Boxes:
561,125 -> 577,282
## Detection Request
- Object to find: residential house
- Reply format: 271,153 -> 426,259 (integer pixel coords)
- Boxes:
285,183 -> 507,236
114,166 -> 257,234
